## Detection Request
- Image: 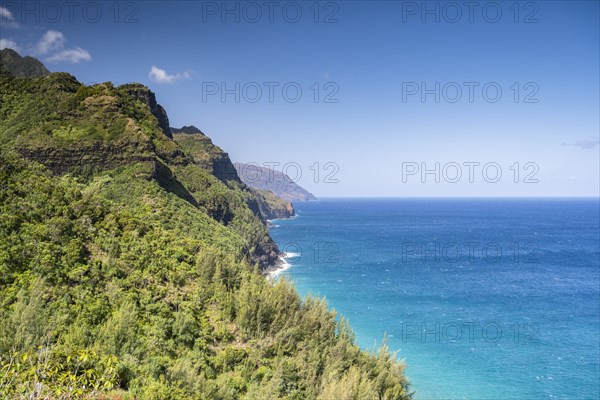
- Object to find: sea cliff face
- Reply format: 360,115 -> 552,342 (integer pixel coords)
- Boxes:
171,126 -> 240,183
172,127 -> 294,220
0,58 -> 280,269
251,188 -> 295,220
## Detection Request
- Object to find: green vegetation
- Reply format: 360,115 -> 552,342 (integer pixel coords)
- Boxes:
171,133 -> 294,219
172,128 -> 227,173
0,54 -> 412,399
250,188 -> 295,220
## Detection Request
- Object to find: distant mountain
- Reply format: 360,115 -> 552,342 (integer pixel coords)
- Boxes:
234,162 -> 317,202
0,48 -> 50,77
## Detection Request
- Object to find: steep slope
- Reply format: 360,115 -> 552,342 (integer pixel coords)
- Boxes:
251,188 -> 295,220
0,53 -> 412,399
0,48 -> 50,77
173,127 -> 294,219
171,126 -> 240,184
234,162 -> 317,202
0,69 -> 278,268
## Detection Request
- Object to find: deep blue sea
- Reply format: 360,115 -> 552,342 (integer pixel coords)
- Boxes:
268,198 -> 600,400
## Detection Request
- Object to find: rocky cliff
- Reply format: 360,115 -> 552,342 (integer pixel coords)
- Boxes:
120,83 -> 173,139
0,51 -> 281,268
251,188 -> 295,220
172,126 -> 240,183
172,126 -> 294,220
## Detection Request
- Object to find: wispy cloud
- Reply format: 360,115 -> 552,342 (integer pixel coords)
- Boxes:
0,38 -> 20,52
0,29 -> 90,63
35,30 -> 65,55
148,66 -> 191,84
1,12 -> 91,64
0,6 -> 19,28
561,138 -> 600,150
30,30 -> 91,64
46,47 -> 91,63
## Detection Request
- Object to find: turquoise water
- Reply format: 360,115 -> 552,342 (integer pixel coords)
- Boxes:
269,198 -> 600,400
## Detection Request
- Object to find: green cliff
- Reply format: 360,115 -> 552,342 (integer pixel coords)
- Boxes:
172,126 -> 294,220
0,51 -> 411,399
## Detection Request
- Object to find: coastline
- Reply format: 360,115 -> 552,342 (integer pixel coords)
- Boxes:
267,214 -> 297,225
265,254 -> 292,279
262,198 -> 600,399
264,215 -> 298,279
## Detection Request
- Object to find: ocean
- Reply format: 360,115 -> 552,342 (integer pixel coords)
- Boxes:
268,198 -> 600,400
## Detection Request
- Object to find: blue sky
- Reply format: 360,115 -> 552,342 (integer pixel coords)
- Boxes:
1,1 -> 598,197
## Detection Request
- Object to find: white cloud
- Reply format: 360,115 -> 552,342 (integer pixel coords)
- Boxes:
29,30 -> 92,64
46,47 -> 91,63
561,138 -> 600,150
0,6 -> 19,28
36,30 -> 65,55
0,6 -> 13,19
149,65 -> 190,84
0,38 -> 20,52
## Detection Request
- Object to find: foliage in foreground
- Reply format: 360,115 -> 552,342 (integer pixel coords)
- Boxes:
0,62 -> 412,399
0,150 -> 411,400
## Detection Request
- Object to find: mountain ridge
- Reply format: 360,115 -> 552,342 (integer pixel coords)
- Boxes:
170,126 -> 295,220
0,48 -> 51,77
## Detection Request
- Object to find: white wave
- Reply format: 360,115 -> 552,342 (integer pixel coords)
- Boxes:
267,257 -> 291,279
285,252 -> 301,258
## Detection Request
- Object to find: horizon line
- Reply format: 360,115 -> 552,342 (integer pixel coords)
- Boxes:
309,196 -> 600,199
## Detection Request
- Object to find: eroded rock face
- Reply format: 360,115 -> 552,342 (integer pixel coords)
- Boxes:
1,51 -> 285,271
15,139 -> 155,175
251,188 -> 295,220
212,153 -> 241,183
252,242 -> 283,270
172,128 -> 241,184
